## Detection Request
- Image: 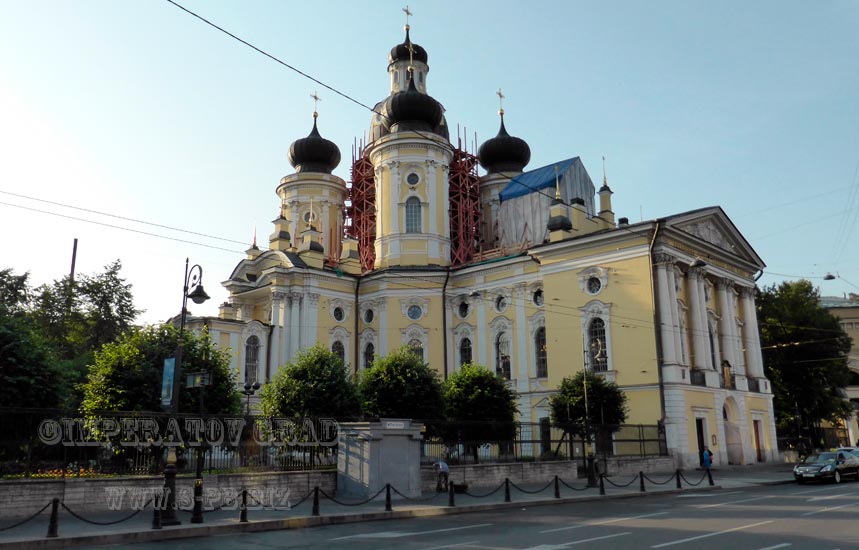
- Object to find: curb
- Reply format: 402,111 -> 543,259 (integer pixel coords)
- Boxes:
0,485 -> 723,549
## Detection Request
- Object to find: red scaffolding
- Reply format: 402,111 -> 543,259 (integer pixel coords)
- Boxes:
347,140 -> 376,272
448,131 -> 481,267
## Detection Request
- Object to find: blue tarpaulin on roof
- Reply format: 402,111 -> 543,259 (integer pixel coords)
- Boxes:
499,157 -> 579,202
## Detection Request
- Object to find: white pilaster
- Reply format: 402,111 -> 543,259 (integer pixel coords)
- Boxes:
687,268 -> 707,369
655,255 -> 677,365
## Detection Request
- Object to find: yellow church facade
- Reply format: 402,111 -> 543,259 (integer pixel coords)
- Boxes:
188,23 -> 778,468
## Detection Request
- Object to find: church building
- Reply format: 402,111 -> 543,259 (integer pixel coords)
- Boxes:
189,21 -> 779,468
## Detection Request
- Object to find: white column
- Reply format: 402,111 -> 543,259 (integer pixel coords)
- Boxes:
289,292 -> 301,362
687,268 -> 707,369
717,280 -> 736,369
655,254 -> 677,365
378,300 -> 388,355
667,266 -> 683,364
740,287 -> 764,378
475,293 -> 487,366
513,284 -> 529,391
269,292 -> 284,381
304,293 -> 319,350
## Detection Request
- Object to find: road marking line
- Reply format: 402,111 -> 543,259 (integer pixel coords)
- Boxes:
790,486 -> 838,495
329,523 -> 491,540
694,495 -> 775,508
677,490 -> 743,498
801,502 -> 856,516
539,512 -> 667,533
650,520 -> 774,548
754,544 -> 791,550
809,492 -> 853,502
523,532 -> 633,549
422,541 -> 480,550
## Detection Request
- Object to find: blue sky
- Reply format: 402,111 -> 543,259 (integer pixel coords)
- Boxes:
1,0 -> 857,324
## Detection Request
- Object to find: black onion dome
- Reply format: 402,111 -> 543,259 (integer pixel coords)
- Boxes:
389,27 -> 428,65
478,115 -> 531,173
288,118 -> 341,174
383,75 -> 443,133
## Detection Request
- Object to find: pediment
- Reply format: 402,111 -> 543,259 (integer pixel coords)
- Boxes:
665,207 -> 764,269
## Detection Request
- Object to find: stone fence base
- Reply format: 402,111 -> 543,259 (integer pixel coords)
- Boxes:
0,470 -> 336,517
421,461 -> 578,492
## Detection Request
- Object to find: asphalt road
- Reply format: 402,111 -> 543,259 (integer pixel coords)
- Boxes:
95,480 -> 859,549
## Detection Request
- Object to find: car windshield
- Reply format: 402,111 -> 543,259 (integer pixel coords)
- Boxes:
804,453 -> 836,464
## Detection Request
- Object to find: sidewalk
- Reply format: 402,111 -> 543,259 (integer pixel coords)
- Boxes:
0,465 -> 795,550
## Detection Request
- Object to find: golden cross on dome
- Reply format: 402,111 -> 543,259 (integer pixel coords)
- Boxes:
403,5 -> 412,29
310,91 -> 321,118
496,88 -> 505,116
406,41 -> 415,73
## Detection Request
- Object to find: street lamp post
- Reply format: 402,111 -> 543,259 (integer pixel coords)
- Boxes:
161,258 -> 210,527
243,381 -> 261,416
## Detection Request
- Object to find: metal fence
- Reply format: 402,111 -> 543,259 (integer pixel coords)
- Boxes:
0,409 -> 336,478
421,421 -> 667,466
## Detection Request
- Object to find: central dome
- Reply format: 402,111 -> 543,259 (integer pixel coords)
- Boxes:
383,74 -> 443,133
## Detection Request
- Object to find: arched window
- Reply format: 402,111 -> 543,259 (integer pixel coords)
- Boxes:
588,318 -> 608,372
459,338 -> 472,367
331,341 -> 345,364
244,335 -> 260,384
535,327 -> 548,378
409,338 -> 424,361
363,343 -> 375,370
405,197 -> 421,233
495,332 -> 511,380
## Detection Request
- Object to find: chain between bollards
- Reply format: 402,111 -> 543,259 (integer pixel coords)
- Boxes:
46,497 -> 59,538
448,479 -> 455,507
553,475 -> 560,498
639,471 -> 646,492
385,483 -> 392,512
240,489 -> 248,523
312,486 -> 320,516
707,467 -> 714,486
599,474 -> 605,496
675,469 -> 682,489
504,478 -> 511,502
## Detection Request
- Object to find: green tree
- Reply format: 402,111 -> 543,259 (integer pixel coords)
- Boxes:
0,269 -> 61,408
259,343 -> 360,418
79,323 -> 240,415
359,346 -> 444,421
550,371 -> 627,453
443,363 -> 518,462
757,280 -> 853,439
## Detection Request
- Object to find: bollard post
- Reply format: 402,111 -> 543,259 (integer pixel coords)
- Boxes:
599,474 -> 605,496
448,479 -> 455,507
586,455 -> 598,487
239,489 -> 248,523
151,492 -> 162,530
707,467 -> 714,486
554,475 -> 560,499
385,483 -> 392,512
47,498 -> 59,538
675,469 -> 682,489
312,486 -> 320,516
504,478 -> 511,503
639,471 -> 646,493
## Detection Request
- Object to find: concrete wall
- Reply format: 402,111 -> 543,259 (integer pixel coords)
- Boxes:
0,470 -> 336,517
421,461 -> 579,491
600,456 -> 676,476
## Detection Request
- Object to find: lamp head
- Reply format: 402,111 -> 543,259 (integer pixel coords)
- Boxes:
187,284 -> 210,304
824,273 -> 836,281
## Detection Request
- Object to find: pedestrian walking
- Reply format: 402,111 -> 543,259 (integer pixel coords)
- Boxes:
702,446 -> 713,469
434,459 -> 449,492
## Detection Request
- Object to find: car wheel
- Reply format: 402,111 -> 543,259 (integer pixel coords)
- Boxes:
834,470 -> 842,484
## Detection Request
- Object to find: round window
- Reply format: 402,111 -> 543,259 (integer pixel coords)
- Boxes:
495,295 -> 507,312
458,302 -> 469,318
533,289 -> 544,306
587,277 -> 602,294
303,211 -> 317,223
407,304 -> 423,320
364,309 -> 374,323
406,172 -> 420,185
333,307 -> 345,322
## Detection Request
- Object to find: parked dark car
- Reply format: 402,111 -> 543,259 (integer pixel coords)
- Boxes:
793,451 -> 859,483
